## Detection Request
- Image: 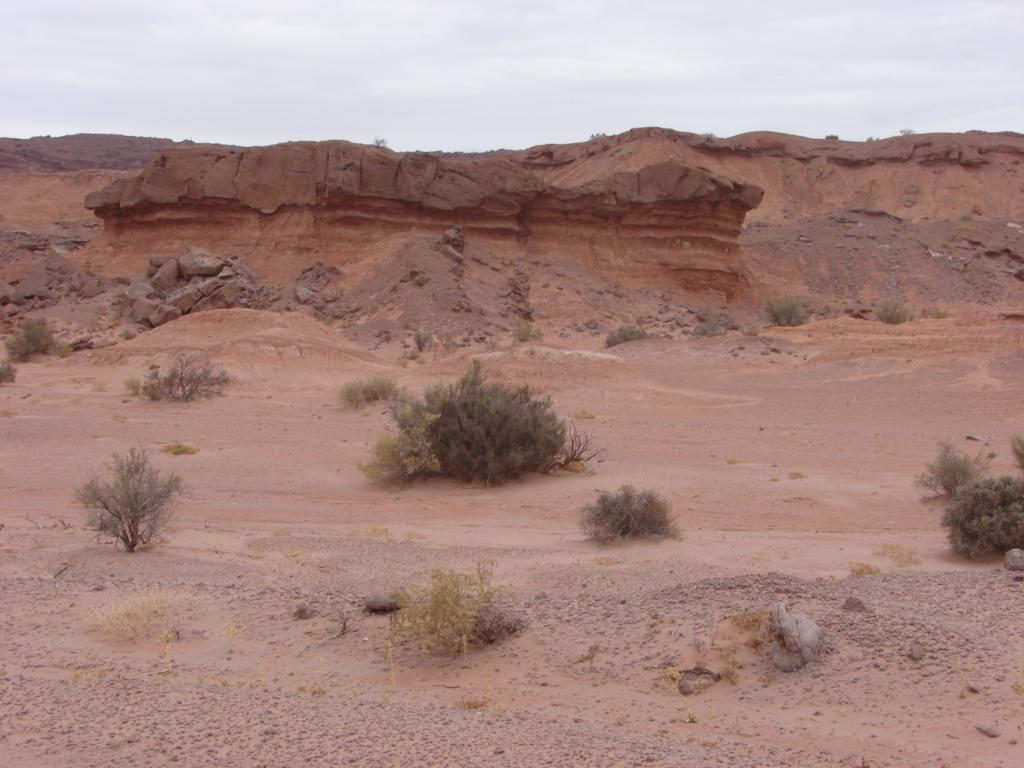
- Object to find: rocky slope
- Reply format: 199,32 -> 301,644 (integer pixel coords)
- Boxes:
0,133 -> 179,173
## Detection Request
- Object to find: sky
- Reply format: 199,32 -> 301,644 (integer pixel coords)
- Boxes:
3,0 -> 1023,151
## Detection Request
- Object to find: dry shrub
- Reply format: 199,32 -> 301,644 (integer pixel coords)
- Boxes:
765,299 -> 809,327
581,486 -> 678,542
1012,436 -> 1024,473
0,362 -> 15,383
139,353 -> 230,402
850,562 -> 880,577
340,376 -> 400,409
162,442 -> 199,456
90,591 -> 186,641
943,476 -> 1024,558
392,562 -> 520,655
5,319 -> 56,361
916,443 -> 990,497
554,421 -> 601,468
363,361 -> 564,485
605,325 -> 647,348
874,544 -> 921,567
876,298 -> 913,325
692,320 -> 726,338
77,447 -> 182,552
513,321 -> 543,342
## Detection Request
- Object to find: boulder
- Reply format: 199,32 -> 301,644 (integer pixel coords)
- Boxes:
0,281 -> 20,305
147,303 -> 182,328
364,593 -> 400,614
129,297 -> 163,324
677,667 -> 720,696
167,284 -> 203,313
150,258 -> 181,293
292,603 -> 318,620
195,277 -> 222,296
441,226 -> 465,253
842,597 -> 867,612
15,273 -> 49,299
149,253 -> 179,268
768,602 -> 822,672
124,276 -> 158,301
1005,549 -> 1024,571
179,249 -> 226,278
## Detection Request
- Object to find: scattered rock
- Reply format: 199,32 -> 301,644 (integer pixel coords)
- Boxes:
150,258 -> 180,293
842,597 -> 867,612
768,602 -> 822,672
364,593 -> 400,614
473,601 -> 524,644
976,723 -> 1000,738
179,248 -> 227,278
128,297 -> 163,324
677,667 -> 720,696
0,281 -> 20,305
1004,548 -> 1024,571
441,226 -> 465,253
906,645 -> 925,662
148,303 -> 182,328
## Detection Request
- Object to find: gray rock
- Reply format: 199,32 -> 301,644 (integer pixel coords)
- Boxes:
150,258 -> 181,293
147,304 -> 182,328
1005,548 -> 1024,571
129,297 -> 163,325
195,277 -> 222,296
294,285 -> 316,305
364,593 -> 400,614
0,281 -> 20,305
906,645 -> 925,661
976,723 -> 1000,738
677,667 -> 720,696
179,249 -> 226,278
124,276 -> 158,301
149,253 -> 179,268
769,602 -> 822,672
15,273 -> 49,299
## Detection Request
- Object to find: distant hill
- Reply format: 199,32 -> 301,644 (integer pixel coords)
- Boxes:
0,133 -> 181,172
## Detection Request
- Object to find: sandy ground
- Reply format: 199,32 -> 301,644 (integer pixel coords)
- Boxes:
2,309 -> 1024,767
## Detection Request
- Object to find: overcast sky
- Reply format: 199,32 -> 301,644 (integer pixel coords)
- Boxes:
4,0 -> 1022,151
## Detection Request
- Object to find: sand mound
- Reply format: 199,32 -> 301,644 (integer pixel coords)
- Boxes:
82,308 -> 384,371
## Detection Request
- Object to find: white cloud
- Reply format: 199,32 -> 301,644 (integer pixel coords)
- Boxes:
3,0 -> 1022,149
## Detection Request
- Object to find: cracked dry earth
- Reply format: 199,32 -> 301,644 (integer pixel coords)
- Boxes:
2,309 -> 1024,767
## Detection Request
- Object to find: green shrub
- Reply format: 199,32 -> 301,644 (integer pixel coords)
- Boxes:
605,325 -> 647,348
765,299 -> 809,327
391,562 -> 521,655
943,476 -> 1024,557
916,443 -> 990,497
362,361 -> 565,485
340,376 -> 401,410
1012,436 -> 1024,473
76,448 -> 182,552
133,354 -> 230,402
876,298 -> 913,325
692,320 -> 726,337
0,362 -> 15,383
581,486 -> 678,542
413,331 -> 433,352
5,319 -> 56,361
513,321 -> 542,343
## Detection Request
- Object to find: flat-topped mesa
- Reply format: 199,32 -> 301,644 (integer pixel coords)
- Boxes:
83,139 -> 763,296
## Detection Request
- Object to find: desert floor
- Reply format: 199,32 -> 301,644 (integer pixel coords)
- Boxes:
2,309 -> 1023,767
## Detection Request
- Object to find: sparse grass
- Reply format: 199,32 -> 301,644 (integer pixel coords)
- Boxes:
271,528 -> 290,537
454,693 -> 492,711
339,376 -> 400,410
581,486 -> 678,542
605,325 -> 647,348
0,362 -> 15,383
90,591 -> 186,642
765,298 -> 809,327
124,378 -> 141,396
162,442 -> 199,456
692,320 -> 726,337
391,562 -> 507,656
917,443 -> 990,497
850,562 -> 881,577
282,547 -> 303,558
874,544 -> 921,567
5,319 -> 57,361
920,307 -> 951,320
1012,436 -> 1024,473
788,471 -> 808,480
876,298 -> 913,325
574,409 -> 597,420
513,321 -> 543,343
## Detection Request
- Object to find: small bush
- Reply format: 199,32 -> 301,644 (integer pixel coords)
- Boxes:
943,476 -> 1024,557
340,376 -> 400,410
363,362 -> 565,485
413,331 -> 433,352
1012,436 -> 1024,473
162,442 -> 199,456
391,562 -> 513,655
692,321 -> 726,337
5,319 -> 56,361
605,325 -> 647,348
89,590 -> 185,641
124,378 -> 142,396
765,299 -> 809,327
876,298 -> 913,325
0,362 -> 15,383
77,447 -> 182,552
554,422 -> 601,467
137,354 -> 230,402
916,443 -> 990,497
581,486 -> 678,542
513,321 -> 543,343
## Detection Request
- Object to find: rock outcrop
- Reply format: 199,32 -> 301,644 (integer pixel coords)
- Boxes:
768,602 -> 823,672
83,137 -> 764,297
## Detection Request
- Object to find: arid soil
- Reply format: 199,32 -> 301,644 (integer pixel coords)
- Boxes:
2,130 -> 1024,767
2,309 -> 1024,768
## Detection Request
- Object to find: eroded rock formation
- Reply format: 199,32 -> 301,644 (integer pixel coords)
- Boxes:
83,138 -> 764,297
